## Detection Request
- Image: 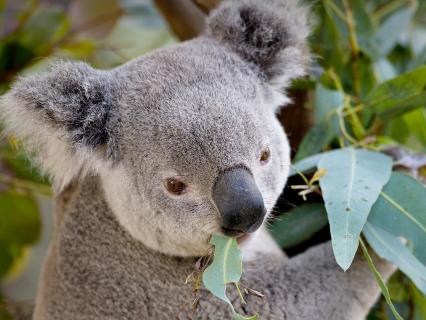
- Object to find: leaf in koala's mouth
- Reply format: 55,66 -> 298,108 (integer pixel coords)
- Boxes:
201,234 -> 259,319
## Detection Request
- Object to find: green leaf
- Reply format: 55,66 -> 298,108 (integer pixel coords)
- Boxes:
294,81 -> 344,161
363,223 -> 426,295
314,81 -> 345,124
403,108 -> 426,146
367,172 -> 426,265
202,234 -> 243,311
318,148 -> 393,270
0,239 -> 13,277
1,143 -> 48,185
352,0 -> 377,58
18,8 -> 69,53
364,66 -> 426,119
293,122 -> 334,161
411,283 -> 426,320
360,238 -> 404,320
290,151 -> 333,176
0,191 -> 41,246
269,203 -> 328,248
290,155 -> 318,176
372,6 -> 415,60
374,59 -> 397,82
312,5 -> 346,72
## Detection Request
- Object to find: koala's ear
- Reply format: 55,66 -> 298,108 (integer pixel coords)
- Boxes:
1,61 -> 119,189
206,0 -> 310,90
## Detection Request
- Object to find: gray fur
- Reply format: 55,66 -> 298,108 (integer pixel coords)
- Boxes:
0,0 -> 395,319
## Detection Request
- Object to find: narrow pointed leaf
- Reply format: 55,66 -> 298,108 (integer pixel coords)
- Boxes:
364,66 -> 426,119
367,172 -> 426,265
270,203 -> 328,248
202,234 -> 242,309
290,151 -> 331,176
363,223 -> 426,294
318,148 -> 393,270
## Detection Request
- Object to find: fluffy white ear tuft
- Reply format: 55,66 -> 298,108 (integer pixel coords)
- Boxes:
0,61 -> 119,191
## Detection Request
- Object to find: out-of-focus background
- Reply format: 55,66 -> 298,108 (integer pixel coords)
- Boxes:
0,0 -> 176,317
0,0 -> 425,319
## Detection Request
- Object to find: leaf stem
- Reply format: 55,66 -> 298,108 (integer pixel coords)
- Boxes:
323,0 -> 346,22
235,282 -> 246,305
359,238 -> 403,320
337,106 -> 358,145
373,0 -> 415,22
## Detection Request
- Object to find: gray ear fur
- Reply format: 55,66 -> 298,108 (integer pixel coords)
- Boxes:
0,61 -> 119,189
205,0 -> 310,90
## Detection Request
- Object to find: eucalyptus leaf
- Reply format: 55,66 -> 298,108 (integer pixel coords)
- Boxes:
0,191 -> 41,246
403,108 -> 426,146
318,148 -> 393,270
18,8 -> 69,53
364,65 -> 426,119
202,234 -> 242,311
372,6 -> 415,59
293,122 -> 334,161
363,223 -> 426,295
314,82 -> 344,124
290,151 -> 332,176
367,172 -> 426,265
294,81 -> 344,161
269,203 -> 328,249
374,59 -> 397,82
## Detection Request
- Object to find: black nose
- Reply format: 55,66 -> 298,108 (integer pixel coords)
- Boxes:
212,167 -> 266,236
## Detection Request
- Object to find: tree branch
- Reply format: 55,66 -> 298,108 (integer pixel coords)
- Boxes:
154,0 -> 207,40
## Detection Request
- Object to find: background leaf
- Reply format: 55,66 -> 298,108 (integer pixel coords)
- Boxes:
364,65 -> 426,119
367,172 -> 426,265
269,203 -> 328,249
363,223 -> 426,295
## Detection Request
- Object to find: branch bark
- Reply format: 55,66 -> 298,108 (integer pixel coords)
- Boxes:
154,0 -> 206,40
192,0 -> 221,13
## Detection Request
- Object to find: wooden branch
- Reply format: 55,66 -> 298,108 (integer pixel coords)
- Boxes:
383,147 -> 426,184
154,0 -> 206,40
192,0 -> 221,13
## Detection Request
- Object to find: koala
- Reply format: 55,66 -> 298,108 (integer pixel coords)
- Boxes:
1,0 -> 395,319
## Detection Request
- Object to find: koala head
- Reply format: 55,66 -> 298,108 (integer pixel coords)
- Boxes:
1,0 -> 309,257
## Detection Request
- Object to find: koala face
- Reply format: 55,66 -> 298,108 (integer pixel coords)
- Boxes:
2,1 -> 308,257
101,39 -> 291,256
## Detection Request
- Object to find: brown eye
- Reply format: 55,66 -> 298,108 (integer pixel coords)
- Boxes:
164,178 -> 187,195
260,147 -> 271,164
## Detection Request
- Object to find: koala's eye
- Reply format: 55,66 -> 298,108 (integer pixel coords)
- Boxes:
164,178 -> 187,195
260,147 -> 271,164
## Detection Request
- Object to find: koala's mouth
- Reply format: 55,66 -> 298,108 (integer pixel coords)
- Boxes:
236,233 -> 252,245
219,227 -> 254,245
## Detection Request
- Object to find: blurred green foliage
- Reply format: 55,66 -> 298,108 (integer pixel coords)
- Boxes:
278,0 -> 426,319
0,0 -> 425,319
0,0 -> 173,318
